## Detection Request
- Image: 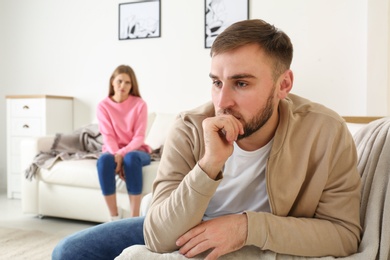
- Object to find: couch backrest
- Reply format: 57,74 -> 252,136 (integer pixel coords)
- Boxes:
146,113 -> 157,136
344,116 -> 383,136
346,122 -> 368,136
145,113 -> 177,150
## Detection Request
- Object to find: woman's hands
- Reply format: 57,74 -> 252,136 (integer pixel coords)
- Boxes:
114,153 -> 125,180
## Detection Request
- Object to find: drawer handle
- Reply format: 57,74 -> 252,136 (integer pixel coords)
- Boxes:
23,124 -> 30,129
23,105 -> 30,110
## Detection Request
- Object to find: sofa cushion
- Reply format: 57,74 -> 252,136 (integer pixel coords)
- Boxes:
39,159 -> 126,193
39,159 -> 103,189
38,159 -> 159,194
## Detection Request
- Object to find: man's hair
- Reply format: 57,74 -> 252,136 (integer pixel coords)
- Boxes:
211,19 -> 293,81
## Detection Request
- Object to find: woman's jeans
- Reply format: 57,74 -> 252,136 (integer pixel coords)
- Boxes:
52,216 -> 145,259
97,151 -> 151,195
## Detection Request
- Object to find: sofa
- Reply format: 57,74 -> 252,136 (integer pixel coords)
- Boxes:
20,112 -> 177,223
115,117 -> 390,260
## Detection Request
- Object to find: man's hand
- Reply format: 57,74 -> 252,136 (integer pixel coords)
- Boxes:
176,214 -> 248,260
114,153 -> 125,180
199,115 -> 244,179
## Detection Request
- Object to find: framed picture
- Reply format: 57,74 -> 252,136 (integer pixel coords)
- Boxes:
119,0 -> 161,40
205,0 -> 249,48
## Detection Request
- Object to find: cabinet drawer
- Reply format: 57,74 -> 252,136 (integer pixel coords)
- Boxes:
11,118 -> 42,136
10,99 -> 43,117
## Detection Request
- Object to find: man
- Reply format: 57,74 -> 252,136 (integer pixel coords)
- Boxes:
52,19 -> 361,260
143,19 -> 361,259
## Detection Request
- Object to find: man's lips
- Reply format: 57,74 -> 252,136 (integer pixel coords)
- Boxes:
217,110 -> 242,120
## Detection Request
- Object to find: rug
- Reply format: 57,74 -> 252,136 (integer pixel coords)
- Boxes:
0,227 -> 64,260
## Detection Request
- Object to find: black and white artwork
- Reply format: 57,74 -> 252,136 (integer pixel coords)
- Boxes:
205,0 -> 249,48
119,0 -> 161,40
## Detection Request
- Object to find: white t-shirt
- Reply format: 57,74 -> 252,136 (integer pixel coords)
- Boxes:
203,140 -> 273,220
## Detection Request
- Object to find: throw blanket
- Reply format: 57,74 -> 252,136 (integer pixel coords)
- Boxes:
350,117 -> 390,260
116,117 -> 390,260
25,124 -> 103,180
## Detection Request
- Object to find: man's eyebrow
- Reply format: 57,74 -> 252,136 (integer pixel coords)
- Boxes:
209,73 -> 218,79
229,74 -> 256,80
208,73 -> 256,79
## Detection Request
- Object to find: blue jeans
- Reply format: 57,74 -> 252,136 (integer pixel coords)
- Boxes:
97,151 -> 151,195
52,216 -> 145,259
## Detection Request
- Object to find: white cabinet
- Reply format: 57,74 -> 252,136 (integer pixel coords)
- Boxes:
6,95 -> 74,199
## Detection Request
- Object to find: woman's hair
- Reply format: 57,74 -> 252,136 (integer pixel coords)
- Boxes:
211,19 -> 293,81
108,65 -> 141,97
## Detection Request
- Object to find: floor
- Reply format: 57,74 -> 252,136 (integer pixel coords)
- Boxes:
0,189 -> 96,237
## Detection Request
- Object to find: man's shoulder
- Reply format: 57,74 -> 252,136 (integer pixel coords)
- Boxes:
178,102 -> 215,124
275,94 -> 352,155
283,93 -> 344,125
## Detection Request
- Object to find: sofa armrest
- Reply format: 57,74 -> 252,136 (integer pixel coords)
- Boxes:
20,136 -> 55,214
140,193 -> 152,216
116,245 -> 265,259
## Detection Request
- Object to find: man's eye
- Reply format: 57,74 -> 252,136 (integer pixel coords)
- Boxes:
212,80 -> 222,88
236,81 -> 247,88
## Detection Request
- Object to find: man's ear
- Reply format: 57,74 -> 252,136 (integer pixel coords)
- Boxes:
277,70 -> 293,99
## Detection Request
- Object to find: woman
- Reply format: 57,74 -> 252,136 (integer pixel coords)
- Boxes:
97,65 -> 151,220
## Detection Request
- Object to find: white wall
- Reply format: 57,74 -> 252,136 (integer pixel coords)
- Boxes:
367,0 -> 390,115
0,0 -> 388,191
386,0 -> 390,116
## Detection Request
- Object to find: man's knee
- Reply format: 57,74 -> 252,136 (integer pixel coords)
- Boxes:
52,237 -> 70,260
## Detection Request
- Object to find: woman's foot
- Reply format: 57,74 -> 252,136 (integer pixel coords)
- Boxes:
109,207 -> 122,222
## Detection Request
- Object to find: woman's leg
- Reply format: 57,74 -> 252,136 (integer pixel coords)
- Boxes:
129,194 -> 142,217
97,153 -> 119,217
123,151 -> 151,217
52,216 -> 145,260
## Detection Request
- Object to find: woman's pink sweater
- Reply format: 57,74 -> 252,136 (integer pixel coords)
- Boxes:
97,95 -> 151,157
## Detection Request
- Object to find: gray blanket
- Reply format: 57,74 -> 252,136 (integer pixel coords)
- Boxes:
25,124 -> 103,180
350,117 -> 390,260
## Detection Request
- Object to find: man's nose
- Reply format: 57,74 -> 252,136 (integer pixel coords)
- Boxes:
217,86 -> 235,108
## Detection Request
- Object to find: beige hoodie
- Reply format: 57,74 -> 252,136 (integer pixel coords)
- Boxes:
144,93 -> 361,257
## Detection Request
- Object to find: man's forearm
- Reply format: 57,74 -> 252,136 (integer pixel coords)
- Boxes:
245,211 -> 360,257
144,164 -> 221,253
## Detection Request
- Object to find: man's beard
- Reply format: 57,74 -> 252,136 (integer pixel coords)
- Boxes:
220,86 -> 276,140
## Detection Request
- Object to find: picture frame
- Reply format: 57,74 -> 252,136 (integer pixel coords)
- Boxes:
119,0 -> 161,40
205,0 -> 249,48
